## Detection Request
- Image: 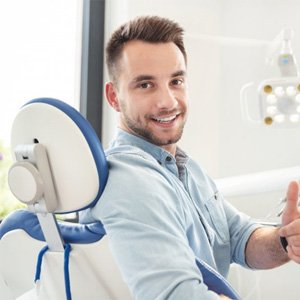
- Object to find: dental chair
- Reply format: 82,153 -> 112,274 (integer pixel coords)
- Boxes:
0,98 -> 132,300
0,98 -> 240,300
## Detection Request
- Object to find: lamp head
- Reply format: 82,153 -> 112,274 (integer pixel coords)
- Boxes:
259,78 -> 300,126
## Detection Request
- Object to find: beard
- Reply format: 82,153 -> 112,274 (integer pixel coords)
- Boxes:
120,105 -> 186,147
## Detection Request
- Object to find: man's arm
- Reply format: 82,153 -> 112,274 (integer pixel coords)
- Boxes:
245,226 -> 289,269
246,181 -> 300,269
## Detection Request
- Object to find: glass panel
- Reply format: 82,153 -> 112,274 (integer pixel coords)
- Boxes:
0,0 -> 83,218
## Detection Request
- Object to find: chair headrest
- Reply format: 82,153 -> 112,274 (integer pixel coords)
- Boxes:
10,98 -> 108,213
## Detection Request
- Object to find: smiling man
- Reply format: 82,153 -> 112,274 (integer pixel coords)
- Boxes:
106,39 -> 188,155
80,16 -> 300,300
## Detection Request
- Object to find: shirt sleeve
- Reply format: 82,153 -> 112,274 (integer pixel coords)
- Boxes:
222,198 -> 263,267
90,152 -> 221,300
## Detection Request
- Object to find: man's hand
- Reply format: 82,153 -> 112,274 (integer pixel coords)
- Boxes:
279,181 -> 300,263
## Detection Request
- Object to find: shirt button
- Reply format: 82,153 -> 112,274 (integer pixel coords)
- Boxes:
166,156 -> 172,162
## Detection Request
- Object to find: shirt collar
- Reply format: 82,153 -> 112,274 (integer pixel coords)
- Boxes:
110,128 -> 188,166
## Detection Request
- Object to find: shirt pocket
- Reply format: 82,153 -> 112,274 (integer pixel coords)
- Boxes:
204,192 -> 230,244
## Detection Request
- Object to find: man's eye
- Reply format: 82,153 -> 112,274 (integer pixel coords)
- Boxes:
138,82 -> 152,89
171,79 -> 183,86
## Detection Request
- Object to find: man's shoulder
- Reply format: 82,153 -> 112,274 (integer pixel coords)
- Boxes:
105,144 -> 159,168
106,144 -> 151,158
93,145 -> 183,222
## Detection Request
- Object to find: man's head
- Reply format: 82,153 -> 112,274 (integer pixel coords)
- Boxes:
106,16 -> 187,84
105,16 -> 189,155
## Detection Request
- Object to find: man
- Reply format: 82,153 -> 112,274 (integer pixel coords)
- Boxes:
80,16 -> 300,299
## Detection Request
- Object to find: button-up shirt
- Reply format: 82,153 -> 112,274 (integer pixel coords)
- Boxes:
80,129 -> 261,299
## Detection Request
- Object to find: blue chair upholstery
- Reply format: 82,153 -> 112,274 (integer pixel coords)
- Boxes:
0,209 -> 105,244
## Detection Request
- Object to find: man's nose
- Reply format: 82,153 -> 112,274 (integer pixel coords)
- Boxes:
156,86 -> 178,110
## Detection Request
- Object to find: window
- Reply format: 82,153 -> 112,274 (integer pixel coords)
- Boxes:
0,0 -> 83,219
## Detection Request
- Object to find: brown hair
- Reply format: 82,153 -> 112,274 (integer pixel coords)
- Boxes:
106,16 -> 187,83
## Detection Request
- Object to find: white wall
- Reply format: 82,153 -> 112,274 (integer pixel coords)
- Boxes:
104,0 -> 300,176
103,1 -> 300,299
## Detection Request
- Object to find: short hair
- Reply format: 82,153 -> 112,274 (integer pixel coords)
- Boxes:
106,16 -> 187,83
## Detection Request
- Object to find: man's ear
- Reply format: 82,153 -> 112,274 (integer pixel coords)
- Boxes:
105,82 -> 121,112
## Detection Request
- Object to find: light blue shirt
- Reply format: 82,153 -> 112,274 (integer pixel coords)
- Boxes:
80,129 -> 261,299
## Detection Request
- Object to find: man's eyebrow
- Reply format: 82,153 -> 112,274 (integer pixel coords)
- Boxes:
171,70 -> 186,77
131,70 -> 186,83
132,75 -> 155,83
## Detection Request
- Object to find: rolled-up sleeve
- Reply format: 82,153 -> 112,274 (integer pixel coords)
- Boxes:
223,199 -> 262,267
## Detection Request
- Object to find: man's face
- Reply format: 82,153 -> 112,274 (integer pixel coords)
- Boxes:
107,40 -> 188,154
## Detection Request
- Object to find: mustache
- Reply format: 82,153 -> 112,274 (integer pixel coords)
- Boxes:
146,109 -> 183,119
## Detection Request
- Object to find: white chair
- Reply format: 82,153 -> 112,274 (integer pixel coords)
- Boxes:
0,98 -> 240,300
0,98 -> 132,300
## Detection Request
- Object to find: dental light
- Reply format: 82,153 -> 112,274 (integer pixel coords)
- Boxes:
241,28 -> 300,127
259,29 -> 300,126
259,77 -> 300,126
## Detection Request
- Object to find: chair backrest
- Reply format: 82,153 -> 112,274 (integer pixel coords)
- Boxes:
0,98 -> 132,300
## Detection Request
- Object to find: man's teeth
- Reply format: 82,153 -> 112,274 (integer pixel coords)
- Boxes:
153,115 -> 177,123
